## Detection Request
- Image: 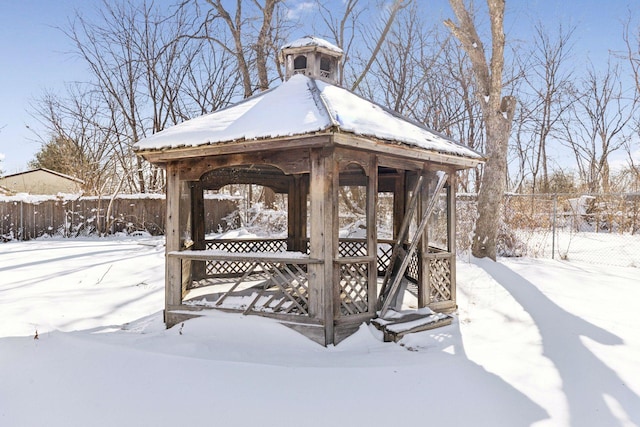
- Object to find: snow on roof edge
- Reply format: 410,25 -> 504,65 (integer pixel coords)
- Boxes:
134,74 -> 484,162
281,35 -> 343,54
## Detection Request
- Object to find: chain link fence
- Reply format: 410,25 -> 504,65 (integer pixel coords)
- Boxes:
457,192 -> 640,268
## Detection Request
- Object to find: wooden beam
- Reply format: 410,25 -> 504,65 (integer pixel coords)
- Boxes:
393,171 -> 406,239
288,175 -> 308,253
190,181 -> 206,280
165,163 -> 183,319
418,171 -> 436,308
308,147 -> 336,345
447,171 -> 457,308
137,134 -> 331,164
367,155 -> 379,314
333,133 -> 484,169
178,149 -> 313,182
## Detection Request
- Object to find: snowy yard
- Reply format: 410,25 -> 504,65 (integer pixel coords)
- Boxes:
1,237 -> 639,427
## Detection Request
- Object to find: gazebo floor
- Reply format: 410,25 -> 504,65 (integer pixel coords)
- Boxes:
179,277 -> 452,341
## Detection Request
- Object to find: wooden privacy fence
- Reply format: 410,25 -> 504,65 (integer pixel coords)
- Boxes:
0,194 -> 238,241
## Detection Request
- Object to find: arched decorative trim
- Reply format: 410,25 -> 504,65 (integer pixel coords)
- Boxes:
200,164 -> 291,193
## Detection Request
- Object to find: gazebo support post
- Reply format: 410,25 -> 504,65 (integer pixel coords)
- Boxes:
190,181 -> 206,280
308,147 -> 336,345
418,170 -> 435,308
447,172 -> 457,308
165,164 -> 188,324
393,171 -> 406,239
367,156 -> 379,314
287,175 -> 307,253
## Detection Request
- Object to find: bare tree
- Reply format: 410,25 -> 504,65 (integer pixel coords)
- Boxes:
341,2 -> 483,194
444,0 -> 517,260
433,31 -> 486,193
560,59 -> 635,193
513,22 -> 576,193
32,0 -> 240,195
350,0 -> 410,92
358,3 -> 429,112
314,0 -> 362,86
199,0 -> 286,97
622,15 -> 640,192
31,86 -> 119,194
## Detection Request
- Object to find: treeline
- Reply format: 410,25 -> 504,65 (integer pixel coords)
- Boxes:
29,0 -> 640,196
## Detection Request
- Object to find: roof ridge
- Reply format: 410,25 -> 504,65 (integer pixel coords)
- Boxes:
306,77 -> 340,129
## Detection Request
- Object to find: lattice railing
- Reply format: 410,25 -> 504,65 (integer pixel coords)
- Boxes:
428,252 -> 452,302
376,242 -> 393,276
337,261 -> 369,316
206,238 -> 287,253
200,239 -> 451,304
204,238 -> 287,278
215,260 -> 310,315
170,251 -> 318,318
406,249 -> 420,283
338,239 -> 367,257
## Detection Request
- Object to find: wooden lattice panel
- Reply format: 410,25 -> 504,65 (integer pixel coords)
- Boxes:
406,249 -> 420,282
245,261 -> 310,315
213,260 -> 310,316
206,238 -> 287,253
338,239 -> 367,257
204,239 -> 287,278
376,243 -> 392,276
338,262 -> 369,315
429,257 -> 452,302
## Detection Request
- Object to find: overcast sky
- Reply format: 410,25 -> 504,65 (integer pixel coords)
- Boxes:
0,0 -> 636,175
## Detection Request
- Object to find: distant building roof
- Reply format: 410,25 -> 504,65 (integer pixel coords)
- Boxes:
0,168 -> 84,195
1,168 -> 84,183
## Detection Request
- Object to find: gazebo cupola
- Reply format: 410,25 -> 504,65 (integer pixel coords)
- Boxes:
281,36 -> 343,85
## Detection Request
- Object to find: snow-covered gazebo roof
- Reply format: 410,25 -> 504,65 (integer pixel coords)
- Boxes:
134,74 -> 483,168
281,35 -> 343,54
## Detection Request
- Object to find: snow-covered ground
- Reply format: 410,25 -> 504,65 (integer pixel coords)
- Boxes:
1,237 -> 639,427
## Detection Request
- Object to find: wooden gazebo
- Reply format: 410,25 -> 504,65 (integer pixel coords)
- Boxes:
135,36 -> 484,345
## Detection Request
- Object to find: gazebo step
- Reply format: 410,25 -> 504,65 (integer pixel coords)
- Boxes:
371,308 -> 453,342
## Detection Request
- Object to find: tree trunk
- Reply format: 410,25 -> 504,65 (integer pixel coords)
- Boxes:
445,0 -> 516,260
472,96 -> 515,259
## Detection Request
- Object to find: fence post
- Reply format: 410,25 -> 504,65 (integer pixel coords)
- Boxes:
552,194 -> 557,260
20,200 -> 24,241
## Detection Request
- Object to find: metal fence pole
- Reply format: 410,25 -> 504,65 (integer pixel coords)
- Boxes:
552,194 -> 557,260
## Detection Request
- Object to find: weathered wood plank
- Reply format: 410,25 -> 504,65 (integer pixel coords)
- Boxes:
371,309 -> 453,342
447,172 -> 457,307
138,134 -> 331,163
308,146 -> 336,345
165,163 -> 183,314
332,133 -> 484,169
367,155 -> 379,315
168,250 -> 321,264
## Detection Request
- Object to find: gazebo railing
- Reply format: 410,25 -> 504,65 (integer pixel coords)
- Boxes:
427,249 -> 453,303
189,238 -> 453,312
204,238 -> 288,278
170,250 -> 321,320
336,257 -> 371,317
